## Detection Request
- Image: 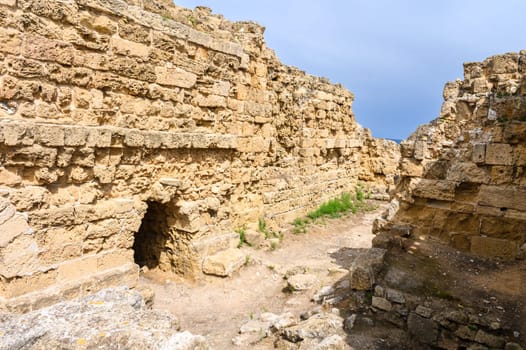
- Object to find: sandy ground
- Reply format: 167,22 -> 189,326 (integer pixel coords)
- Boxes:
138,201 -> 526,349
139,203 -> 387,349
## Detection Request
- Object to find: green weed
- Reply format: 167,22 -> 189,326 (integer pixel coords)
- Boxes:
290,186 -> 374,234
236,227 -> 250,248
258,217 -> 269,238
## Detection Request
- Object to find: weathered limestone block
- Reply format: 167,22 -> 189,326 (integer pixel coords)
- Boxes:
485,143 -> 513,165
472,143 -> 486,163
281,313 -> 343,343
0,234 -> 41,279
446,162 -> 490,183
477,185 -> 526,211
287,274 -> 319,291
0,287 -> 210,349
349,248 -> 386,290
410,179 -> 456,201
0,28 -> 22,54
407,313 -> 439,345
470,236 -> 518,260
371,296 -> 392,311
111,37 -> 149,58
22,34 -> 74,65
202,248 -> 245,277
155,66 -> 197,88
0,210 -> 32,248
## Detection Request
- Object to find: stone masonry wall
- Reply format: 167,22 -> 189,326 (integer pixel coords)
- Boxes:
375,51 -> 526,260
0,0 -> 399,311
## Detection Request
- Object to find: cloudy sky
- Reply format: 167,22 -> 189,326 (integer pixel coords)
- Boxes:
175,0 -> 526,139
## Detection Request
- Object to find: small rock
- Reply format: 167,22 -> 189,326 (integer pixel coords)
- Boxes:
328,267 -> 348,275
313,334 -> 346,350
415,305 -> 433,318
407,313 -> 438,345
344,314 -> 356,330
239,319 -> 270,334
374,285 -> 385,297
232,333 -> 264,347
281,313 -> 343,343
300,306 -> 322,320
455,325 -> 477,341
513,331 -> 521,338
444,310 -> 468,324
261,312 -> 296,330
243,229 -> 266,247
371,296 -> 392,312
505,342 -> 524,350
335,280 -> 350,290
287,274 -> 319,291
474,330 -> 505,348
394,305 -> 409,317
202,248 -> 245,277
164,331 -> 209,350
489,321 -> 500,330
285,266 -> 309,279
312,286 -> 334,302
386,288 -> 405,304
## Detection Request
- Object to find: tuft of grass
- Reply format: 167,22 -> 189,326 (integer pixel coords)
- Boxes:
187,15 -> 196,26
258,217 -> 269,238
292,217 -> 309,234
236,227 -> 250,248
258,217 -> 281,240
291,187 -> 375,234
306,192 -> 356,220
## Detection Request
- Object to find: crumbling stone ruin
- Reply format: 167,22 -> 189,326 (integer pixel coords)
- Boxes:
1,0 -> 525,349
370,52 -> 526,349
0,0 -> 399,312
375,51 -> 526,260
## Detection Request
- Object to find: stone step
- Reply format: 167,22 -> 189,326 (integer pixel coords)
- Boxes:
202,248 -> 246,277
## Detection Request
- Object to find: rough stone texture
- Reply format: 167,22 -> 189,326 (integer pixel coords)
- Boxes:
281,313 -> 344,343
287,273 -> 319,291
313,335 -> 346,350
0,0 -> 400,310
201,248 -> 245,277
407,312 -> 439,345
371,296 -> 392,311
375,51 -> 526,259
349,247 -> 386,290
0,287 -> 209,349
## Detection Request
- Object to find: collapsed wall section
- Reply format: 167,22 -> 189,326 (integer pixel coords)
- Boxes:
375,51 -> 526,260
0,0 -> 399,311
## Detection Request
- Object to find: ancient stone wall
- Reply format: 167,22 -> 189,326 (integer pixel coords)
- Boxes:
375,51 -> 526,260
0,0 -> 399,311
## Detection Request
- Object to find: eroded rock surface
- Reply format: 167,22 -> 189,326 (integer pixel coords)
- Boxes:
375,51 -> 526,260
0,287 -> 209,350
0,0 -> 399,310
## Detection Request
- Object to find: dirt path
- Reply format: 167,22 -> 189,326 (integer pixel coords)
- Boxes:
139,203 -> 387,349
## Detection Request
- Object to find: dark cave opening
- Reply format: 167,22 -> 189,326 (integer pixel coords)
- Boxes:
133,201 -> 170,270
